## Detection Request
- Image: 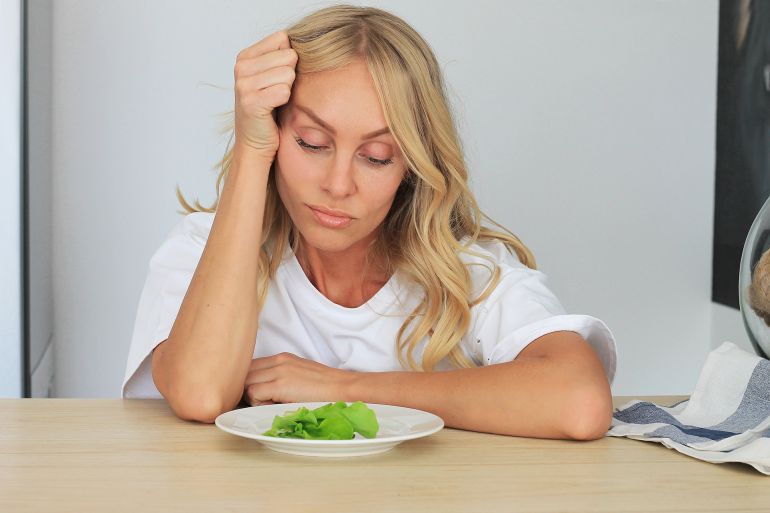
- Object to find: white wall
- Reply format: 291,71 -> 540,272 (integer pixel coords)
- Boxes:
0,0 -> 22,397
50,0 -> 738,398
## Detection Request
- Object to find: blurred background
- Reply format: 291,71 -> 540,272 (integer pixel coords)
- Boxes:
2,0 -> 755,398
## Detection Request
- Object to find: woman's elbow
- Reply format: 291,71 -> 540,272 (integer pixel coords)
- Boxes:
564,387 -> 614,441
167,393 -> 225,424
151,344 -> 227,424
153,369 -> 226,424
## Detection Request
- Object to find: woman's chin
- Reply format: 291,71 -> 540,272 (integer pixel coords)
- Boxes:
298,227 -> 357,254
300,223 -> 383,256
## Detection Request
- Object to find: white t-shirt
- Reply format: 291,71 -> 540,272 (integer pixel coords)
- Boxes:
122,212 -> 618,398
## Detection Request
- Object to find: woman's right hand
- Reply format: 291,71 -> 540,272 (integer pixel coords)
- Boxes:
233,30 -> 298,160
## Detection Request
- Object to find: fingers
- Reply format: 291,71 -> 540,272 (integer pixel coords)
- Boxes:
237,30 -> 291,61
237,65 -> 296,94
244,365 -> 278,385
232,30 -> 298,154
242,386 -> 275,406
242,353 -> 326,406
244,381 -> 277,406
235,80 -> 291,119
234,48 -> 298,80
242,364 -> 278,405
248,352 -> 302,371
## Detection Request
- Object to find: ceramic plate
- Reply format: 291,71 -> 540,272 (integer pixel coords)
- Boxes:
215,402 -> 444,457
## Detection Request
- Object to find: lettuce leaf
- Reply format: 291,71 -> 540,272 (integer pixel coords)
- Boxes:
261,401 -> 379,440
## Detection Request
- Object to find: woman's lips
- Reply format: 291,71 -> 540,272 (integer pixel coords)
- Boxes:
308,205 -> 352,229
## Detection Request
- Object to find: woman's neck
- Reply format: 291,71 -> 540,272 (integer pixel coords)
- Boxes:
296,238 -> 391,308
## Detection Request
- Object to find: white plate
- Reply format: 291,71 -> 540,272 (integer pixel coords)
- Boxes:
215,402 -> 444,457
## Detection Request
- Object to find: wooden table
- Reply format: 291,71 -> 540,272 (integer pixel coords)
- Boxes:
1,396 -> 768,512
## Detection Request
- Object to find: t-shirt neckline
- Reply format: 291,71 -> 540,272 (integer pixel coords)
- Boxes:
284,248 -> 401,314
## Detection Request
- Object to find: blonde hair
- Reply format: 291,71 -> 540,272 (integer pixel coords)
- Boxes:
750,247 -> 770,328
178,4 -> 536,371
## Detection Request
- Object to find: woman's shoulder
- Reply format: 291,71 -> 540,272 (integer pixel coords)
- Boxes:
169,211 -> 215,243
453,236 -> 538,302
150,211 -> 295,273
147,212 -> 215,270
457,236 -> 529,272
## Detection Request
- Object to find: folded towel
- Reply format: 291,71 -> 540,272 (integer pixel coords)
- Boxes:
607,341 -> 770,475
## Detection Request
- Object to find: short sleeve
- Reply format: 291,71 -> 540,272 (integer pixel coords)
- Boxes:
467,248 -> 617,387
121,212 -> 214,398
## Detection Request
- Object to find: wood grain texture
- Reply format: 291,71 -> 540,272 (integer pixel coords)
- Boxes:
0,396 -> 767,513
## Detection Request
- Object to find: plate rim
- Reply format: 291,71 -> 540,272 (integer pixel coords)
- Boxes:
215,401 -> 445,445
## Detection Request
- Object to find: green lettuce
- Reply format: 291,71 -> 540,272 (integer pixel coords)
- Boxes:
261,401 -> 379,440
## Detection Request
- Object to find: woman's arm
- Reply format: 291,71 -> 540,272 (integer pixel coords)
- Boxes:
151,31 -> 297,423
348,331 -> 613,440
151,148 -> 272,422
241,330 -> 614,439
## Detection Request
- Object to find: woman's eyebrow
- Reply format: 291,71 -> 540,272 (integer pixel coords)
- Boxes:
294,104 -> 390,140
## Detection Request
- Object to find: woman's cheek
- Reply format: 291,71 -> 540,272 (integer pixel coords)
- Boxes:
275,142 -> 306,184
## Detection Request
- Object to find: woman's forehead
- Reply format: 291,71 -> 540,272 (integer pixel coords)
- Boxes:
288,65 -> 390,138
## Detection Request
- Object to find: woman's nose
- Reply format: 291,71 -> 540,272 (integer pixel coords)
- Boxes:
320,154 -> 356,198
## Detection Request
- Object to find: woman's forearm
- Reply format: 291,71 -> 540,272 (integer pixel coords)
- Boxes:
346,333 -> 613,440
152,146 -> 272,422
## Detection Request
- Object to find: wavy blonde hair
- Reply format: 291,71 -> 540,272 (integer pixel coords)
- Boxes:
178,4 -> 536,371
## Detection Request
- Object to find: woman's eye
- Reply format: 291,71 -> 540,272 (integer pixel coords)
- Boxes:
295,137 -> 325,151
366,156 -> 394,166
296,136 -> 393,166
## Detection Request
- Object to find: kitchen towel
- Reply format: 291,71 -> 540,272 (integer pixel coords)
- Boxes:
607,341 -> 770,475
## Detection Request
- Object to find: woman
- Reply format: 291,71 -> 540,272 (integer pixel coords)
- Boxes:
123,4 -> 617,440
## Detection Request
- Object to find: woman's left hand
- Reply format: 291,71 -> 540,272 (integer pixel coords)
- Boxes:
242,352 -> 357,406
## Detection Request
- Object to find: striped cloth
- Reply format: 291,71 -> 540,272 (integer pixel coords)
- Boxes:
607,341 -> 770,475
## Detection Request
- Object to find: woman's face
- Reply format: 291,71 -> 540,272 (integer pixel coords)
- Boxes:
275,58 -> 408,255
